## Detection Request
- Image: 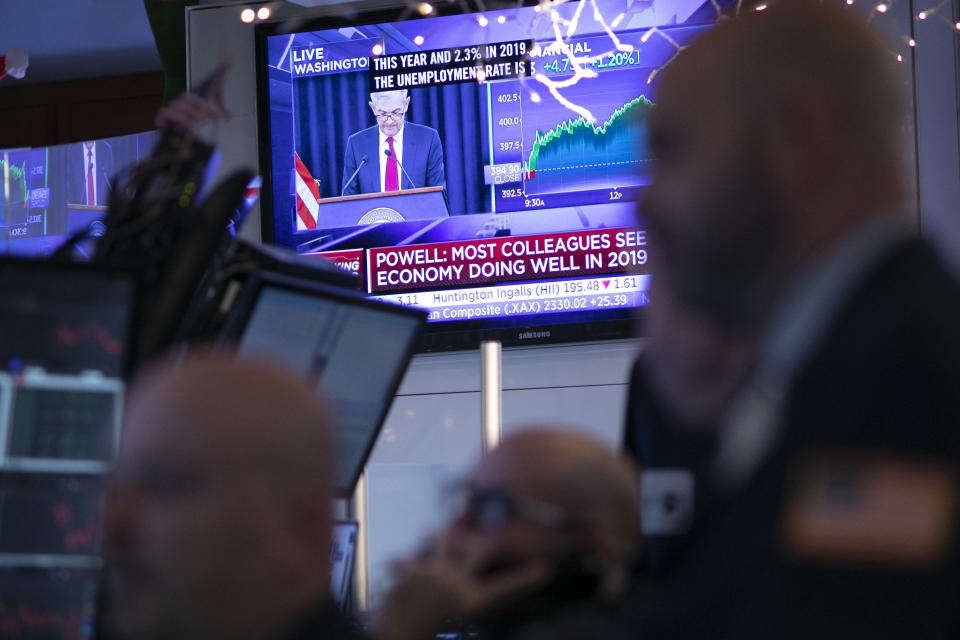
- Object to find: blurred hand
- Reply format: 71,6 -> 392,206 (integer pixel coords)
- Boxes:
155,91 -> 230,133
375,531 -> 551,640
4,47 -> 29,79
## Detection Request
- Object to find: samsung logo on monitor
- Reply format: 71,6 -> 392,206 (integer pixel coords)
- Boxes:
518,330 -> 551,340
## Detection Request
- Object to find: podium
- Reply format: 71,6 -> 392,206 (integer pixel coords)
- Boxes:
66,204 -> 108,235
314,186 -> 448,229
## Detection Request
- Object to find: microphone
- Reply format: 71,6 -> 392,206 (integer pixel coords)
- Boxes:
341,154 -> 368,196
385,149 -> 416,190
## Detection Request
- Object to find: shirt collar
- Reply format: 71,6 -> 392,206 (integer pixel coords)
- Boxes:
378,122 -> 405,150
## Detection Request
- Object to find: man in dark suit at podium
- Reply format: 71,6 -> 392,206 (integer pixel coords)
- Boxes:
340,89 -> 445,196
66,139 -> 114,206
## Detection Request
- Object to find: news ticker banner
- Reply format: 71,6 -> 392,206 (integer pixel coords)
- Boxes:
370,273 -> 650,322
290,38 -> 532,87
364,227 -> 648,293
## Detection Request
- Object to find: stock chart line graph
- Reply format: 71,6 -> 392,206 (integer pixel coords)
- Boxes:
519,67 -> 656,196
56,322 -> 123,356
524,95 -> 654,177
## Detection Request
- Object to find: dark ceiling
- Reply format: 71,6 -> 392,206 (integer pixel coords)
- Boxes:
1,0 -> 162,85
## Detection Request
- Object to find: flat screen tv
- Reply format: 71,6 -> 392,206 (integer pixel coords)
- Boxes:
256,0 -> 730,349
1,132 -> 158,258
220,273 -> 425,496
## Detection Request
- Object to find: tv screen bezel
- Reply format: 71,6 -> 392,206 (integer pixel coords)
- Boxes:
0,257 -> 141,379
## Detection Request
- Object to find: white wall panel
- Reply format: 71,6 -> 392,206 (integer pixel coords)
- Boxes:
370,393 -> 483,465
500,339 -> 640,390
365,392 -> 482,605
395,350 -> 482,395
396,338 -> 641,396
502,384 -> 629,449
186,4 -> 264,242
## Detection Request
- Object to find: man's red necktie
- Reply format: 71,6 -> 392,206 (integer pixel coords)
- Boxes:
385,137 -> 399,192
86,149 -> 95,206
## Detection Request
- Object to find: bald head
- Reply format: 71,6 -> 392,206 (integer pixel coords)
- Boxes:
103,353 -> 334,640
644,1 -> 907,328
122,353 -> 332,492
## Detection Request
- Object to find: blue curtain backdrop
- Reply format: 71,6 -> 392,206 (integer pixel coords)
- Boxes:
293,72 -> 488,216
45,131 -> 158,235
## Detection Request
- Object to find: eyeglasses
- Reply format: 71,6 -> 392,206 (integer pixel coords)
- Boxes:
374,108 -> 406,121
444,482 -> 586,533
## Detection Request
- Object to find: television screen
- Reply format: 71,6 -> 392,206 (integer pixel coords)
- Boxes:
223,274 -> 425,495
257,0 -> 731,347
1,132 -> 158,258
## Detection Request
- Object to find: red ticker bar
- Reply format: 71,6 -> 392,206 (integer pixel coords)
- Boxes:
315,248 -> 364,282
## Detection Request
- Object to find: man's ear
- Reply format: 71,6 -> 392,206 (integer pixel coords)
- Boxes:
404,97 -> 411,110
369,101 -> 376,112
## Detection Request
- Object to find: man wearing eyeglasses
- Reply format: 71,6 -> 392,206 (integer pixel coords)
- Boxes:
375,429 -> 639,640
340,89 -> 445,196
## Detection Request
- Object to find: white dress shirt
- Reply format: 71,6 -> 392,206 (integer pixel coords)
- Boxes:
84,143 -> 98,205
377,124 -> 405,192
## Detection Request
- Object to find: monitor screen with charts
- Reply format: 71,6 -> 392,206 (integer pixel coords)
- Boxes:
223,274 -> 425,495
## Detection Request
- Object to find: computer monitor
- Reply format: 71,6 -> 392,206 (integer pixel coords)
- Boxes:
0,258 -> 138,378
330,520 -> 359,611
221,273 -> 426,495
0,471 -> 106,557
0,259 -> 136,640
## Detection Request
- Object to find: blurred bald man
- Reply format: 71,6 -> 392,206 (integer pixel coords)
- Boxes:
624,2 -> 960,637
99,354 -> 361,640
377,429 -> 639,640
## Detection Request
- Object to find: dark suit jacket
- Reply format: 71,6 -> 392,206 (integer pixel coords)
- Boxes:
260,601 -> 365,640
624,239 -> 960,639
340,122 -> 444,196
66,141 -> 114,206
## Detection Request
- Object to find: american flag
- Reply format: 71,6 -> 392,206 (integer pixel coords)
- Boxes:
294,152 -> 320,230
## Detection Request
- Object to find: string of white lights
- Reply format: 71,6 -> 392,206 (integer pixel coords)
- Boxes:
348,0 -> 960,118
